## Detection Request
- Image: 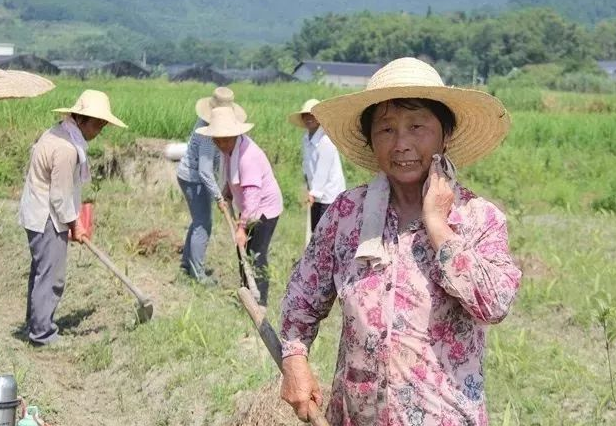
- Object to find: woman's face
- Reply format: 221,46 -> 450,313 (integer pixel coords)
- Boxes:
76,116 -> 108,141
370,101 -> 449,187
301,113 -> 320,133
213,136 -> 237,155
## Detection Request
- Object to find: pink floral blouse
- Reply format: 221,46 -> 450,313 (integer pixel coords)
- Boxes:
280,184 -> 522,426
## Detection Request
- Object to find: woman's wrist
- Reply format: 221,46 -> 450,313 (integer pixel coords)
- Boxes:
424,216 -> 455,250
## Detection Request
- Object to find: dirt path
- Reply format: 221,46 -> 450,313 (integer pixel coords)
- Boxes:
0,145 -> 215,425
0,195 -> 195,425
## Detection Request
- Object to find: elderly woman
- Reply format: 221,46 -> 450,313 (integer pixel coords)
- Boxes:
19,89 -> 127,346
280,58 -> 522,425
288,99 -> 346,231
196,106 -> 283,307
177,87 -> 247,283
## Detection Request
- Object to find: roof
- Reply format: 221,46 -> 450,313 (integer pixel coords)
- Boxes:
293,60 -> 381,77
168,64 -> 229,85
101,60 -> 150,78
214,67 -> 296,84
0,54 -> 59,75
52,60 -> 105,71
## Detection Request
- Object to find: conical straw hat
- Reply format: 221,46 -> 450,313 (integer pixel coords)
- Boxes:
0,70 -> 55,99
311,57 -> 510,171
53,89 -> 127,128
195,106 -> 254,137
288,98 -> 320,128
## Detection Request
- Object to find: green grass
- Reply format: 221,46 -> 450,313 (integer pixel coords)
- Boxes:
1,76 -> 616,424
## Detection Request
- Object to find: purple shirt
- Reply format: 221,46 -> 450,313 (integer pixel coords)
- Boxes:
225,135 -> 283,221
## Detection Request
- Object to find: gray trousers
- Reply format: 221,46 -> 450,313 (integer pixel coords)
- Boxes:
178,177 -> 212,282
26,217 -> 68,345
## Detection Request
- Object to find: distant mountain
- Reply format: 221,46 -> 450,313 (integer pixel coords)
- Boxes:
508,0 -> 616,25
1,0 -> 614,64
3,0 -> 508,44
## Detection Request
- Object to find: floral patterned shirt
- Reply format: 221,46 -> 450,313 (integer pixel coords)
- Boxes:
280,184 -> 522,426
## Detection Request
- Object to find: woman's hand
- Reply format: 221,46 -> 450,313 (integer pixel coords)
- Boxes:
423,158 -> 454,224
423,158 -> 456,249
222,184 -> 232,202
281,355 -> 323,422
68,220 -> 87,244
235,226 -> 247,248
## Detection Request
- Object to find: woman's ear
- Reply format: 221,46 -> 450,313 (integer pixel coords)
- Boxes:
442,134 -> 452,153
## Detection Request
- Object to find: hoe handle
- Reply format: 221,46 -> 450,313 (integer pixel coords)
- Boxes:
237,287 -> 330,426
83,237 -> 148,304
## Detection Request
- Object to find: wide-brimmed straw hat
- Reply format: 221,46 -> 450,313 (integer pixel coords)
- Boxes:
53,89 -> 127,128
288,98 -> 320,128
311,57 -> 510,171
195,86 -> 247,123
0,70 -> 55,99
195,106 -> 254,138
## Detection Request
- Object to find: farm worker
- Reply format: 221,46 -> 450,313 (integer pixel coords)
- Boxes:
196,107 -> 283,308
177,87 -> 247,284
18,89 -> 127,346
0,69 -> 55,99
279,58 -> 522,425
288,99 -> 346,231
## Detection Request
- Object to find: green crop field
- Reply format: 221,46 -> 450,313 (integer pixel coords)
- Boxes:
1,77 -> 616,425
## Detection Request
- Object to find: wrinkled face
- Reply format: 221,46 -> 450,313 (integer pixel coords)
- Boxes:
370,101 -> 449,187
301,113 -> 320,133
75,116 -> 108,141
213,136 -> 237,155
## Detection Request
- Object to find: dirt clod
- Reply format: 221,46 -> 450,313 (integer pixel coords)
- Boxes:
226,376 -> 331,426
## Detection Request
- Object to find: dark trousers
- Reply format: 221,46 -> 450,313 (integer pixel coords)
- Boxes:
238,215 -> 278,306
310,202 -> 330,232
26,218 -> 68,345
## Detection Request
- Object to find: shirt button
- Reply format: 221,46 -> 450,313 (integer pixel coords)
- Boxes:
385,283 -> 392,291
381,330 -> 388,339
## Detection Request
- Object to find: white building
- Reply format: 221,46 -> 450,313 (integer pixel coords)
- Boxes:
598,61 -> 616,80
293,60 -> 381,87
0,43 -> 15,58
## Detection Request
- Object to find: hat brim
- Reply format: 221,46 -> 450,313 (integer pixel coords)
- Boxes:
196,97 -> 247,123
312,86 -> 510,171
53,107 -> 128,128
0,70 -> 55,99
288,111 -> 309,128
195,122 -> 254,138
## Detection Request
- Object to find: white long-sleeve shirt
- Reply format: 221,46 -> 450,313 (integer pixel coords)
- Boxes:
19,124 -> 81,233
302,127 -> 346,204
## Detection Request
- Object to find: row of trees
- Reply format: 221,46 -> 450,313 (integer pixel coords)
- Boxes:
11,6 -> 616,85
256,8 -> 616,84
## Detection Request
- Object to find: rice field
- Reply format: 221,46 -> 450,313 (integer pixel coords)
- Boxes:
1,77 -> 616,425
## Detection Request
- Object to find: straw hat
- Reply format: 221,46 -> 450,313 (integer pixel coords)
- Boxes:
288,98 -> 320,128
0,70 -> 55,99
195,106 -> 254,138
311,57 -> 510,171
195,86 -> 247,123
53,89 -> 127,128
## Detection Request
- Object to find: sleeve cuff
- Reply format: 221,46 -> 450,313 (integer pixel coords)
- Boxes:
309,189 -> 324,199
281,340 -> 309,358
59,212 -> 78,225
